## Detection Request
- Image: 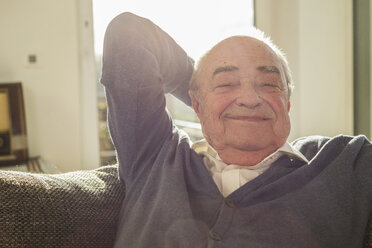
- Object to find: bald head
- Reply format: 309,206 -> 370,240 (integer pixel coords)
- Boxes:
190,32 -> 293,99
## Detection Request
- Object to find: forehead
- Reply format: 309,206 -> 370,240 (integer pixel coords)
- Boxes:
202,36 -> 281,73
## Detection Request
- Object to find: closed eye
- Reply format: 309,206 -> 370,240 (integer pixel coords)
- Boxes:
262,83 -> 281,89
263,83 -> 278,87
217,83 -> 233,88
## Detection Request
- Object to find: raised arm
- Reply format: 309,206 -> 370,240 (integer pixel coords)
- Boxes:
100,12 -> 194,186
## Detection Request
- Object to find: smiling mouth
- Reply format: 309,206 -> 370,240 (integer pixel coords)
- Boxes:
226,115 -> 270,121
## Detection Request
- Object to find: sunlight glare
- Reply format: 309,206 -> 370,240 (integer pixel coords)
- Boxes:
92,0 -> 254,61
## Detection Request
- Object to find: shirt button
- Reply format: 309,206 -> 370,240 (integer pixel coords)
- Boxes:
224,198 -> 235,208
209,231 -> 221,241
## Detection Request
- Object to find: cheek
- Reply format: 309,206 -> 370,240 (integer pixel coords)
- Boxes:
267,95 -> 289,115
215,93 -> 237,114
271,97 -> 291,132
202,95 -> 233,120
199,96 -> 233,139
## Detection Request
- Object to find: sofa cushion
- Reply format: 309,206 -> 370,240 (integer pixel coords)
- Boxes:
0,165 -> 125,248
365,216 -> 372,248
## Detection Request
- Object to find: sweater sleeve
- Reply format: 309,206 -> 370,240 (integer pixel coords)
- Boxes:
100,12 -> 194,186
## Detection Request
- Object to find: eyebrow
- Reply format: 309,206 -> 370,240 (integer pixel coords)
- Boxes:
257,65 -> 280,74
212,65 -> 239,77
212,65 -> 281,78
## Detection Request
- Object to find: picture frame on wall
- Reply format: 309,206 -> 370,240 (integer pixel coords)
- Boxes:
0,82 -> 28,166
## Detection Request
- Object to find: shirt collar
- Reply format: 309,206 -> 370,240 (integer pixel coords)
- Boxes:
277,142 -> 309,163
191,140 -> 309,165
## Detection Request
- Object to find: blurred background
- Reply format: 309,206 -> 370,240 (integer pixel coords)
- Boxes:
0,0 -> 370,172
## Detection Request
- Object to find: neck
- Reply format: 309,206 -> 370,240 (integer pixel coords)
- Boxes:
215,146 -> 278,166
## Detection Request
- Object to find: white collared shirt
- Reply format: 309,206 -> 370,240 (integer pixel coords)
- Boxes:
192,141 -> 309,197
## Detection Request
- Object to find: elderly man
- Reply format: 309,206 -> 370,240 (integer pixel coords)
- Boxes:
101,12 -> 372,248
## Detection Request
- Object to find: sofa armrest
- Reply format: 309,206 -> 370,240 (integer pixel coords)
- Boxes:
0,165 -> 125,248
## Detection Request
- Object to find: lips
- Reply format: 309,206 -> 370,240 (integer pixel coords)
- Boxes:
225,114 -> 270,121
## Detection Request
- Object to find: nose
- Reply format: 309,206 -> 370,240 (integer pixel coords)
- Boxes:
235,81 -> 262,108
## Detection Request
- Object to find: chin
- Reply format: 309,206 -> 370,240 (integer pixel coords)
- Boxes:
226,134 -> 273,151
231,142 -> 267,151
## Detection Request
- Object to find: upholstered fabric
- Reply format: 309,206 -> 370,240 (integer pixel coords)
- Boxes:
365,216 -> 372,248
0,165 -> 125,248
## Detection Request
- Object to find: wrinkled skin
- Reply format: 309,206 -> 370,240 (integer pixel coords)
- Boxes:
189,36 -> 291,166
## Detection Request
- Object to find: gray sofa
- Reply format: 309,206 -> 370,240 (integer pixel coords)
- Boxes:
0,165 -> 125,247
0,165 -> 371,247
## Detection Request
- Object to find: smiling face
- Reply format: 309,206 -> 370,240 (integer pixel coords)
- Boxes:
190,36 -> 291,165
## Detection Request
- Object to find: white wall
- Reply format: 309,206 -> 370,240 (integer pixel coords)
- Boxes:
0,0 -> 99,172
255,0 -> 354,140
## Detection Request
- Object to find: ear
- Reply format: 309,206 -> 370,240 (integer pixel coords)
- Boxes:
287,100 -> 291,112
189,90 -> 201,119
